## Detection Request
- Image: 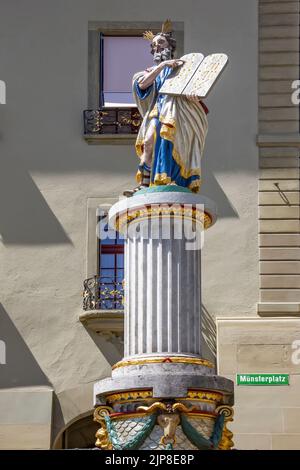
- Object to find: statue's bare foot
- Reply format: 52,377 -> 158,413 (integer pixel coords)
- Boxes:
123,185 -> 148,197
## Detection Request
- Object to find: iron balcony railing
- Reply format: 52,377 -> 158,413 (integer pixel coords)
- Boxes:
83,108 -> 142,135
83,275 -> 124,311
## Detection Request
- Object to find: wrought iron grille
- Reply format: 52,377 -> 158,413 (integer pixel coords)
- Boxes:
83,275 -> 124,311
83,108 -> 142,135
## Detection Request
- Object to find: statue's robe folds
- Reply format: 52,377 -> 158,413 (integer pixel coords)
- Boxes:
133,66 -> 208,192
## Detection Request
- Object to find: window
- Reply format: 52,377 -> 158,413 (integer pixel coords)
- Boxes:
85,22 -> 184,140
83,198 -> 124,312
87,22 -> 184,110
98,222 -> 124,309
100,35 -> 151,108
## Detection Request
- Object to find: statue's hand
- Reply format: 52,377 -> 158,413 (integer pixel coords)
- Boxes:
163,59 -> 184,69
186,93 -> 201,104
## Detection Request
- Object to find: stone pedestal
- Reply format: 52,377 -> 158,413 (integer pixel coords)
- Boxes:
93,186 -> 234,451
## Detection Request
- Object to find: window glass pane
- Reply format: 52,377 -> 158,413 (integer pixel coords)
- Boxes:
100,238 -> 115,246
117,254 -> 124,268
98,214 -> 125,309
103,92 -> 135,108
103,36 -> 151,106
100,254 -> 115,268
116,269 -> 124,282
100,269 -> 115,282
100,298 -> 114,309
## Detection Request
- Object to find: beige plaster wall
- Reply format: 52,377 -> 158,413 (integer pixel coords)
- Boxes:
217,317 -> 300,450
0,387 -> 53,449
0,0 -> 258,447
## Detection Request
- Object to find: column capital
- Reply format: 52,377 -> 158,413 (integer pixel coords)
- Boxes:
108,186 -> 217,233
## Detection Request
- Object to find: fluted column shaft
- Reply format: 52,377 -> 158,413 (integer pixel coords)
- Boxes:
124,218 -> 202,358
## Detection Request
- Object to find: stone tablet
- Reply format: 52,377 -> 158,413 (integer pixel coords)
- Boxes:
159,52 -> 228,98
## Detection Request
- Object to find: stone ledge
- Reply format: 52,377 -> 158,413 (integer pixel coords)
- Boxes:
83,134 -> 136,145
257,302 -> 300,316
79,310 -> 124,336
257,133 -> 300,147
94,374 -> 234,406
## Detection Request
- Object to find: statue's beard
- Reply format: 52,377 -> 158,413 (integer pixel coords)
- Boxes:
153,47 -> 172,65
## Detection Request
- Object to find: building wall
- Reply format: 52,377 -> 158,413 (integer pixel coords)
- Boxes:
258,0 -> 300,313
0,0 -> 258,448
217,0 -> 300,450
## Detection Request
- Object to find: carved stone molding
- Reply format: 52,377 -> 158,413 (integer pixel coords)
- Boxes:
79,310 -> 124,339
84,134 -> 136,145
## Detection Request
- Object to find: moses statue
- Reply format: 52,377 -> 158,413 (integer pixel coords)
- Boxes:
124,20 -> 227,196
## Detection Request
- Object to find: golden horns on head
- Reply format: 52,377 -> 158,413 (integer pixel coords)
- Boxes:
161,19 -> 172,34
143,19 -> 173,42
143,30 -> 155,41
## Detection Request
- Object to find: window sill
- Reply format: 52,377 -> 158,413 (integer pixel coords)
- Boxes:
79,309 -> 124,337
83,134 -> 137,145
257,302 -> 300,317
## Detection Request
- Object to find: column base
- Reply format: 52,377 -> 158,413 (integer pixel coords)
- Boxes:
93,356 -> 234,450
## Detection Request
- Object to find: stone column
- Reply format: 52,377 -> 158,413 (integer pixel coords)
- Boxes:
109,186 -> 215,360
125,226 -> 202,357
94,187 -> 234,451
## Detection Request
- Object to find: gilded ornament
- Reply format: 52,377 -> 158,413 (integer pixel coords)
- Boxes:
137,401 -> 169,415
93,405 -> 114,424
161,19 -> 172,34
106,389 -> 152,404
112,356 -> 214,370
115,206 -> 212,233
186,390 -> 223,403
93,406 -> 114,450
158,413 -> 180,446
95,427 -> 113,450
215,405 -> 234,450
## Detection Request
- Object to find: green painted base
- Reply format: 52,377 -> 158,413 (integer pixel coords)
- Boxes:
134,185 -> 193,196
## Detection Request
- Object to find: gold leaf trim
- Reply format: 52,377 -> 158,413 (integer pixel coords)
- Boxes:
187,390 -> 223,403
106,389 -> 153,404
116,207 -> 212,233
180,412 -> 216,420
112,356 -> 214,370
93,406 -> 114,450
137,402 -> 169,414
110,412 -> 152,421
216,405 -> 234,451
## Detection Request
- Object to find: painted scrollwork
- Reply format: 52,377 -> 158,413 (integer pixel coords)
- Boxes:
215,405 -> 234,450
94,406 -> 114,450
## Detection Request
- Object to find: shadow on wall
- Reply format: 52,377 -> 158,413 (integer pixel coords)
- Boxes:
0,152 -> 72,246
0,303 -> 51,387
82,325 -> 124,367
52,409 -> 99,449
80,306 -> 216,367
0,151 -> 238,245
0,112 -> 238,247
201,304 -> 217,365
201,171 -> 239,219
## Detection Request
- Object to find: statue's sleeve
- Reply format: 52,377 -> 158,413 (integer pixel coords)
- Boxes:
132,71 -> 156,118
133,73 -> 154,100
